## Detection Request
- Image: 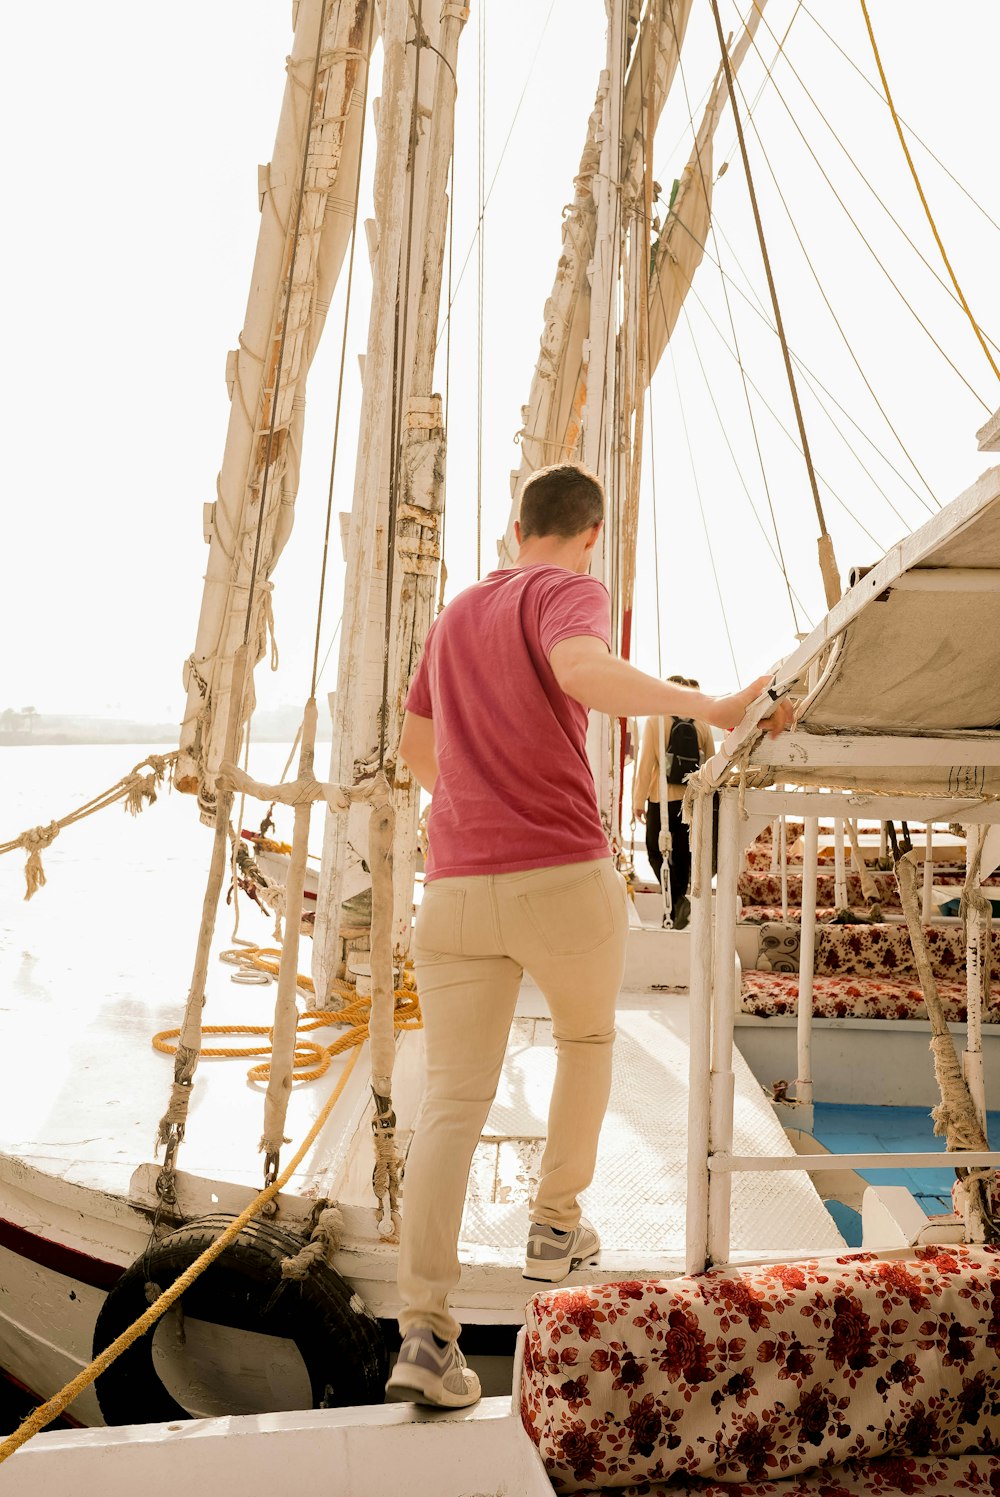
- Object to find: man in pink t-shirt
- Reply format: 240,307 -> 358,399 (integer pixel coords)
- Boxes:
385,463 -> 791,1409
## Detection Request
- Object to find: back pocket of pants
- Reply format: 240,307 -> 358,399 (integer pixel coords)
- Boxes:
414,885 -> 465,958
518,868 -> 614,957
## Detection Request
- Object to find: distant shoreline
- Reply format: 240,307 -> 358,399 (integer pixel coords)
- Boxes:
0,733 -> 179,747
0,733 -> 331,747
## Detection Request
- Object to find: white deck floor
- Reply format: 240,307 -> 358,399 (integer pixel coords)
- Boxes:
461,988 -> 842,1265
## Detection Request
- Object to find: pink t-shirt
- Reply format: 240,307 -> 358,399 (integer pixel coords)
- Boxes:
405,565 -> 612,880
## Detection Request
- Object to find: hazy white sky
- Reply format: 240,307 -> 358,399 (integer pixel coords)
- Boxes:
2,1 -> 998,723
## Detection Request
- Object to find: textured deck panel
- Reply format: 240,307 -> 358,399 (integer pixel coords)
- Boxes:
459,994 -> 845,1261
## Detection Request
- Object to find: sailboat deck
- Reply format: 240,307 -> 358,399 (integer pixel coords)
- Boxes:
0,825 -> 843,1301
464,988 -> 842,1266
328,978 -> 843,1323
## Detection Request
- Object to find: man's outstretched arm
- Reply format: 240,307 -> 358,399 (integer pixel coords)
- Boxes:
549,635 -> 792,737
399,711 -> 438,792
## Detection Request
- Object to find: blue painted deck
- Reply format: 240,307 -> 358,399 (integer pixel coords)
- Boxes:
812,1103 -> 1000,1247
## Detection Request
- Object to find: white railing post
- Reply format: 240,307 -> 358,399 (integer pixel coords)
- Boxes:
833,815 -> 847,910
708,787 -> 740,1267
922,822 -> 935,924
685,791 -> 716,1276
795,815 -> 819,1106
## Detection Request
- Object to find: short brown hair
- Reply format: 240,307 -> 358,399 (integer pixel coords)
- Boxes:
519,462 -> 604,539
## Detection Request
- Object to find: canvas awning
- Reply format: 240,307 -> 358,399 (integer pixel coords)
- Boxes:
706,465 -> 1000,799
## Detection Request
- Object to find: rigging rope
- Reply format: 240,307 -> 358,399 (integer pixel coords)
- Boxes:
677,303 -> 813,629
721,1 -> 800,171
734,80 -> 938,515
637,33 -> 662,680
859,0 -> 1000,389
647,347 -> 663,676
700,214 -> 941,530
740,5 -> 994,411
436,0 -> 559,350
0,754 -> 176,898
749,0 -> 1000,362
802,1 -> 1000,241
475,0 -> 485,579
661,0 -> 801,636
667,343 -> 740,684
311,4 -> 377,696
708,0 -> 839,610
438,151 -> 455,613
653,185 -> 908,551
680,279 -> 883,549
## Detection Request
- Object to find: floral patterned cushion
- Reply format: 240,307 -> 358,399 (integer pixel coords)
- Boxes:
753,821 -> 806,849
739,972 -> 999,1024
521,1247 -> 1000,1493
559,1450 -> 1000,1493
740,908 -> 841,926
740,920 -> 1000,986
738,869 -> 998,902
738,873 -> 901,911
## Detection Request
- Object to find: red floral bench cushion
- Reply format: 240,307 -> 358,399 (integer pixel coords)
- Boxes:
740,919 -> 1000,985
739,908 -> 841,925
521,1246 -> 1000,1492
738,872 -> 901,911
558,1451 -> 1000,1493
740,972 -> 999,1024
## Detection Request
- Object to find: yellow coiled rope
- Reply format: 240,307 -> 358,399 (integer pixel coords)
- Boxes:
152,946 -> 422,1083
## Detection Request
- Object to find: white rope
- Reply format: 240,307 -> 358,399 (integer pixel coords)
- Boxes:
1,754 -> 175,899
281,1203 -> 345,1279
846,816 -> 883,917
895,854 -> 988,1157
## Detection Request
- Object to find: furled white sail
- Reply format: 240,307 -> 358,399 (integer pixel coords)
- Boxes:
176,0 -> 377,818
498,0 -> 696,568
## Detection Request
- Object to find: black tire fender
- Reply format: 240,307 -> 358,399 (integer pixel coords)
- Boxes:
92,1213 -> 388,1425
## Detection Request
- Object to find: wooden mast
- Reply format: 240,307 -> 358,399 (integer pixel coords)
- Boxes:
311,1 -> 469,1002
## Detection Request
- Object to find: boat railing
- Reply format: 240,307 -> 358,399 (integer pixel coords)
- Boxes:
687,784 -> 1000,1275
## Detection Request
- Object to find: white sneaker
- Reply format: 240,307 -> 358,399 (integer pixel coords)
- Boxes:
523,1217 -> 601,1282
385,1326 -> 481,1408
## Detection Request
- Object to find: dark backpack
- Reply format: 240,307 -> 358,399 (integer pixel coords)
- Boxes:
665,716 -> 701,785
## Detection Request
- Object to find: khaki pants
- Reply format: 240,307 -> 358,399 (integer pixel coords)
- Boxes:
398,857 -> 629,1339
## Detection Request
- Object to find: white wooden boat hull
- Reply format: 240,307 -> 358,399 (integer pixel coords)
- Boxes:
4,1389 -> 553,1496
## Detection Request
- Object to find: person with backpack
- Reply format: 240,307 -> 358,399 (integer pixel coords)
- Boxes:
632,676 -> 715,929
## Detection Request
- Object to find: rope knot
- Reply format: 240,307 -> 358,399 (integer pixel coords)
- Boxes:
124,772 -> 160,817
280,1203 -> 345,1280
17,821 -> 60,900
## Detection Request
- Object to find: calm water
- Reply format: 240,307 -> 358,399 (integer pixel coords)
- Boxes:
0,739 -> 309,949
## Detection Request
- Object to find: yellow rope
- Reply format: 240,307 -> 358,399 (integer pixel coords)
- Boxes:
0,1040 -> 362,1464
860,0 -> 1000,388
152,947 -> 422,1083
0,953 -> 423,1463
